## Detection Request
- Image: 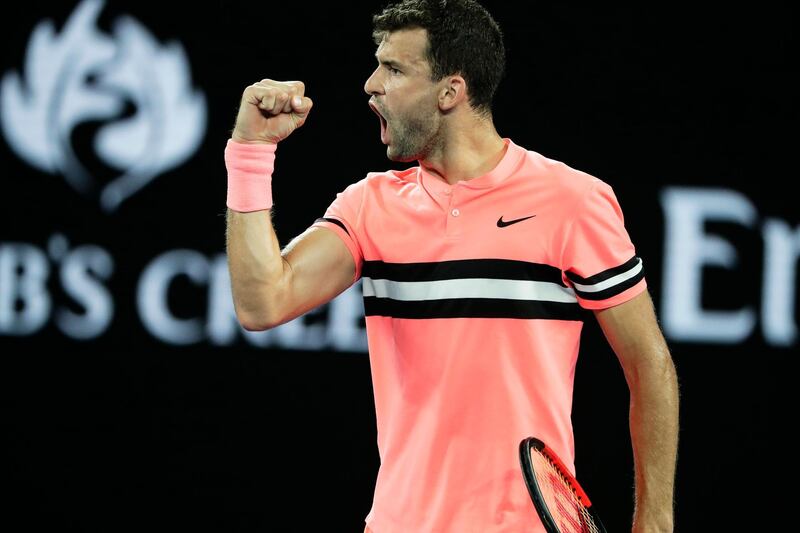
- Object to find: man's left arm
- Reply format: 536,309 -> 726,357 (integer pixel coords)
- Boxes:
594,290 -> 679,533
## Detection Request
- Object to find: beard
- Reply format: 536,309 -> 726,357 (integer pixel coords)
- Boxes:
385,106 -> 441,162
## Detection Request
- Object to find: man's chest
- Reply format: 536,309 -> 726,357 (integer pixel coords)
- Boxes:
359,183 -> 567,268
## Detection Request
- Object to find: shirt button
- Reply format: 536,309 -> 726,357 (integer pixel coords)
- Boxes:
443,188 -> 452,195
451,208 -> 460,217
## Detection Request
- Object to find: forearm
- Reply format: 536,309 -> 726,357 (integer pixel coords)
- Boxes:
225,208 -> 288,329
628,352 -> 679,532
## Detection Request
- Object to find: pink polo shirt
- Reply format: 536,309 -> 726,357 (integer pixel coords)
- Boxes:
310,138 -> 646,532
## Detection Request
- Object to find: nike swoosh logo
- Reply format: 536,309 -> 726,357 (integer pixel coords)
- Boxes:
497,214 -> 536,228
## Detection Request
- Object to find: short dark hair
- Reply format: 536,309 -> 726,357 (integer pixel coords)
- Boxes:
372,0 -> 505,115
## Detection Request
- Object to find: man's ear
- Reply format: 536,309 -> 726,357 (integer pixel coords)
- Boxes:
438,75 -> 467,111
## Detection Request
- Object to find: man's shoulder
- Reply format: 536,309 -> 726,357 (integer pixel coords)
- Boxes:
365,166 -> 418,184
513,141 -> 605,195
329,167 -> 418,211
341,166 -> 418,193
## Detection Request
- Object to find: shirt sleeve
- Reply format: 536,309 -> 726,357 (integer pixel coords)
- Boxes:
561,179 -> 647,309
310,180 -> 365,283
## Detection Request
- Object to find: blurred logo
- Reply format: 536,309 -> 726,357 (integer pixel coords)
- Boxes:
661,187 -> 798,347
0,0 -> 206,212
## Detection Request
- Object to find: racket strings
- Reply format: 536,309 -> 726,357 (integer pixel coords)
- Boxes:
530,448 -> 601,533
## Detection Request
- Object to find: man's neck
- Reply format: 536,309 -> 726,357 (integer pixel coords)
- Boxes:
419,122 -> 507,185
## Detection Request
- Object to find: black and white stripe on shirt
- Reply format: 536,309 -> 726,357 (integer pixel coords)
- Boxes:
564,256 -> 645,301
361,258 -> 581,320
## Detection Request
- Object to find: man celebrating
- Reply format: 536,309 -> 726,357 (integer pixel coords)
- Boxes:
225,1 -> 679,531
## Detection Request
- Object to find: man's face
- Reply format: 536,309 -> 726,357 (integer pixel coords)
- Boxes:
364,28 -> 443,162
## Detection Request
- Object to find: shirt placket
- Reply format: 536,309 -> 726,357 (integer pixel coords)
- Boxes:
445,185 -> 464,238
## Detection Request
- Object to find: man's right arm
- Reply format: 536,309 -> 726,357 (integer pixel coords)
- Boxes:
224,79 -> 356,330
226,209 -> 355,330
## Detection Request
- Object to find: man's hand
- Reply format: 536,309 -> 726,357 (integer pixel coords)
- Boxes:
231,79 -> 313,144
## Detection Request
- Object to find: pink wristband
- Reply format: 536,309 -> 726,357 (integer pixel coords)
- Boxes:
225,138 -> 277,212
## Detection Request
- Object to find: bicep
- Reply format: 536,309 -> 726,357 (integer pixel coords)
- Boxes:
276,225 -> 357,324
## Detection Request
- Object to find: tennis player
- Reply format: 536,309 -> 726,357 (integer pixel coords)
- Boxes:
225,1 -> 679,531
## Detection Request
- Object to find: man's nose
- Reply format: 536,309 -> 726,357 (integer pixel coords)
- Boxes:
364,67 -> 382,95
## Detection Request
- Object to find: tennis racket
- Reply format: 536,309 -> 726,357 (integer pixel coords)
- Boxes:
519,437 -> 607,533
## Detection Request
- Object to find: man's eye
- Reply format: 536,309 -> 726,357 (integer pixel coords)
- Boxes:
389,67 -> 400,74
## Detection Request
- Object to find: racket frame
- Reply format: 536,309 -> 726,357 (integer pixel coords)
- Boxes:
518,437 -> 607,533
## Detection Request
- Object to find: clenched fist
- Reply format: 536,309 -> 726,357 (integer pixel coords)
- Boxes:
231,79 -> 313,145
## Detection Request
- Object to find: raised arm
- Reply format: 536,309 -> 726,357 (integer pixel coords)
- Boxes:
594,290 -> 679,533
225,79 -> 356,331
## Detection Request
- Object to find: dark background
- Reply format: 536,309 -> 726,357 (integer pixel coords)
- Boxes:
1,1 -> 795,531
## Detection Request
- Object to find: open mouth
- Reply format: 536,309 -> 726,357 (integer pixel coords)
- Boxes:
369,101 -> 389,143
